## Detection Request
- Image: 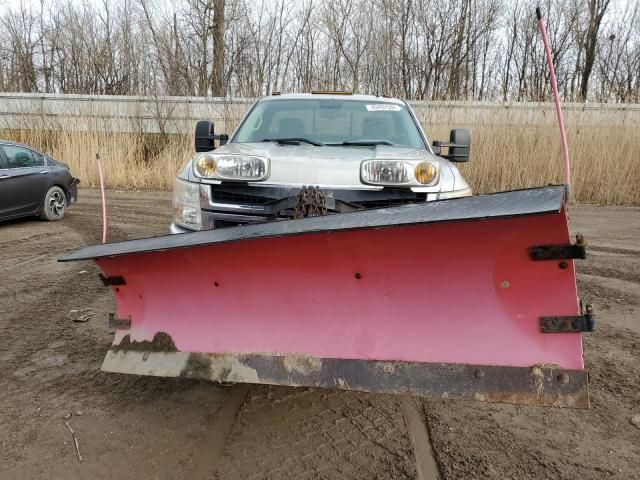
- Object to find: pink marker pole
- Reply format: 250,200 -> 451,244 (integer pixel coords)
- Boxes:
96,153 -> 107,244
536,7 -> 571,192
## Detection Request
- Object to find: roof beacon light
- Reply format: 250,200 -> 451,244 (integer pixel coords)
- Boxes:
310,90 -> 353,95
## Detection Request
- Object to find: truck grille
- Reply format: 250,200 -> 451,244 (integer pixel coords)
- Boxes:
210,186 -> 426,210
351,195 -> 426,210
211,190 -> 272,205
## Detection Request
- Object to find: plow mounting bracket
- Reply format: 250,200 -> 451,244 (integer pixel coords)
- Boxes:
108,313 -> 131,330
99,274 -> 127,286
541,305 -> 595,333
529,243 -> 586,261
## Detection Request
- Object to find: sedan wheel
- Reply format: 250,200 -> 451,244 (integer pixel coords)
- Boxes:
40,186 -> 66,221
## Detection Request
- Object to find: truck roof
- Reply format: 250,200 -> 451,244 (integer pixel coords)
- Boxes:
260,93 -> 406,105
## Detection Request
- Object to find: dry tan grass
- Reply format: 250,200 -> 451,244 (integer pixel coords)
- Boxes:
428,124 -> 640,204
3,129 -> 192,190
2,120 -> 638,204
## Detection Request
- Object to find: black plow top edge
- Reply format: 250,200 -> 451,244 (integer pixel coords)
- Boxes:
60,185 -> 566,262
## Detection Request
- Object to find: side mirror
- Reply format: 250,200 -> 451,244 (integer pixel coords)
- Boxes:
432,128 -> 470,162
194,120 -> 228,152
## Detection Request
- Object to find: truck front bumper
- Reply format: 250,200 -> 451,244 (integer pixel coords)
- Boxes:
170,209 -> 271,233
172,183 -> 472,233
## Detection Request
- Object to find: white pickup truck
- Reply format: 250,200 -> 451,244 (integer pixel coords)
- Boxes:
171,92 -> 472,233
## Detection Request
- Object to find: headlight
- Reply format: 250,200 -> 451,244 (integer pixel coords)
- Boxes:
172,178 -> 201,230
361,160 -> 412,184
361,160 -> 438,186
194,155 -> 217,177
193,153 -> 269,181
414,162 -> 437,184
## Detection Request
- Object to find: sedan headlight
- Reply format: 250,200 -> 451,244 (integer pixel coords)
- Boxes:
193,153 -> 269,181
172,178 -> 201,230
361,160 -> 438,186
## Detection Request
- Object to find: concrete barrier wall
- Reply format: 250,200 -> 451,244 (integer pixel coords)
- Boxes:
1,92 -> 638,134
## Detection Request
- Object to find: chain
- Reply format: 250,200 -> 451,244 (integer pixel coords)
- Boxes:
293,186 -> 308,219
318,188 -> 327,215
293,186 -> 327,219
310,187 -> 320,216
309,187 -> 327,217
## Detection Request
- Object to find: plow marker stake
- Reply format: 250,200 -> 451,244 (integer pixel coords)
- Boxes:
61,186 -> 589,408
537,7 -> 571,190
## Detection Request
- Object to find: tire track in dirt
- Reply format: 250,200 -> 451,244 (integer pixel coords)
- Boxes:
577,274 -> 640,309
578,264 -> 640,286
587,245 -> 640,257
215,386 -> 417,479
400,397 -> 441,480
193,384 -> 252,479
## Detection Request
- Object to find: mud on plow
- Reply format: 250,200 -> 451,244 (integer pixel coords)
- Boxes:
61,185 -> 593,408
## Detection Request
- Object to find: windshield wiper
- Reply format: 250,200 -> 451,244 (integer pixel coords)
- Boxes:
335,140 -> 395,146
262,138 -> 324,146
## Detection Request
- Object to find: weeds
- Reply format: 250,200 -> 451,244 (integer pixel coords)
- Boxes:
2,112 -> 638,204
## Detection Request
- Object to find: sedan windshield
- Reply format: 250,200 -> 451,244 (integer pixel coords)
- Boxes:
233,99 -> 426,149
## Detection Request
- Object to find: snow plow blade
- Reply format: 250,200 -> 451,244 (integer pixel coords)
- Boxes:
60,186 -> 590,408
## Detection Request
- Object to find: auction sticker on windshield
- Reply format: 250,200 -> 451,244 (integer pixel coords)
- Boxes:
366,104 -> 403,112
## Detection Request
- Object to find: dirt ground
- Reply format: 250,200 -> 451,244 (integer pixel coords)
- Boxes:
1,189 -> 638,479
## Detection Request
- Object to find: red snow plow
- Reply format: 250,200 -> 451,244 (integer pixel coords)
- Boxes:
60,186 -> 592,408
60,10 -> 593,409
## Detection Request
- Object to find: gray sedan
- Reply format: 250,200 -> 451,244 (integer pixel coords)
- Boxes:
0,141 -> 79,222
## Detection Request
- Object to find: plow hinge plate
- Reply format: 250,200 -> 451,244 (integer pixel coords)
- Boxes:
99,274 -> 126,286
540,309 -> 595,333
529,242 -> 586,261
108,313 -> 131,330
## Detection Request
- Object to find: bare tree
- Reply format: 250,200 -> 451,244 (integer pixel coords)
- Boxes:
212,0 -> 225,96
0,0 -> 637,101
580,0 -> 611,100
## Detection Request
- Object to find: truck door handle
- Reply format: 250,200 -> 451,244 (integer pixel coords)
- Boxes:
40,170 -> 48,174
0,175 -> 9,179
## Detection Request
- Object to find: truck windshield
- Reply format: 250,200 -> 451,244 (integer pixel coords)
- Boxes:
233,99 -> 426,149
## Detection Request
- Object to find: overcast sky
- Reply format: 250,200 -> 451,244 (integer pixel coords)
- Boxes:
0,0 -> 630,24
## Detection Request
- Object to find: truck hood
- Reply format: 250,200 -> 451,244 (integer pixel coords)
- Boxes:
204,142 -> 449,189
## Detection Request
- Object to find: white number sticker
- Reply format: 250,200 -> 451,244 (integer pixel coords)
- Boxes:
366,104 -> 402,112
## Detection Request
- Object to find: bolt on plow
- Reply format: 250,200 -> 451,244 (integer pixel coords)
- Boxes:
60,185 -> 592,408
